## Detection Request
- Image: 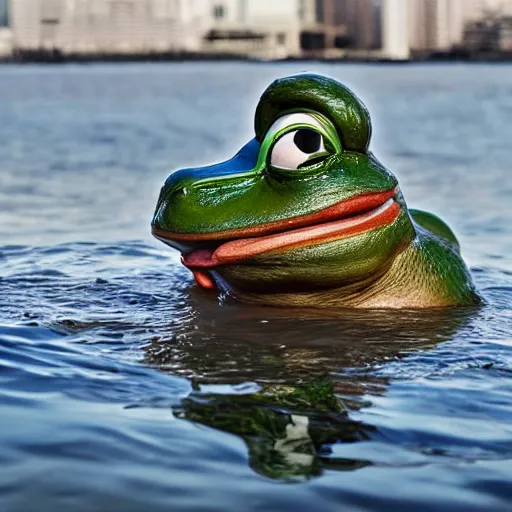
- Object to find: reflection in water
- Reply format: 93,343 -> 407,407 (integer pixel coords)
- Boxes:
146,290 -> 476,480
175,382 -> 373,481
146,289 -> 478,382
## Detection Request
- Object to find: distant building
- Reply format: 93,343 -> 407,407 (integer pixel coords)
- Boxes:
382,0 -> 512,58
9,0 -> 303,59
298,0 -> 382,57
198,0 -> 384,59
408,0 -> 473,51
200,0 -> 301,59
338,0 -> 381,50
382,0 -> 409,59
296,0 -> 348,56
463,14 -> 512,53
10,0 -> 200,56
463,18 -> 499,53
0,0 -> 8,27
0,0 -> 12,57
0,28 -> 11,57
499,16 -> 512,51
407,0 -> 506,53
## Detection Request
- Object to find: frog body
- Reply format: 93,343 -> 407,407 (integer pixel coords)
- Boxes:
152,74 -> 480,309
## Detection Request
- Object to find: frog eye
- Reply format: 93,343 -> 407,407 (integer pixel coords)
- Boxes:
270,128 -> 329,170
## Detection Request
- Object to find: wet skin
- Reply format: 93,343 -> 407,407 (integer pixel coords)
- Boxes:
152,74 -> 481,309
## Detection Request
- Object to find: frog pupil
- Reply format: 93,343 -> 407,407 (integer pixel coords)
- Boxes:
294,129 -> 321,154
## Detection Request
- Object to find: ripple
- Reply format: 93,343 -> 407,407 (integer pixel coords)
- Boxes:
0,62 -> 511,511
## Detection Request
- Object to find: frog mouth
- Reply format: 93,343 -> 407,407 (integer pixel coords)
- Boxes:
152,188 -> 401,284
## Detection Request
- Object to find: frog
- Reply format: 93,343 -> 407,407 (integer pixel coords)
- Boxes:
152,73 -> 481,309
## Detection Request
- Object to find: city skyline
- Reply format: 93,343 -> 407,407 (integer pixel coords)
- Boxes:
1,0 -> 512,60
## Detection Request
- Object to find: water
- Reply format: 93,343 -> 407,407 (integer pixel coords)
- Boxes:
0,62 -> 511,511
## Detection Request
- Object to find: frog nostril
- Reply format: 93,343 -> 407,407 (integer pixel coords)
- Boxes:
163,169 -> 195,199
152,172 -> 193,227
170,185 -> 188,197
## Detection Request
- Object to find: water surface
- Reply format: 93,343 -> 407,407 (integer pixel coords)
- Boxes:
0,62 -> 511,511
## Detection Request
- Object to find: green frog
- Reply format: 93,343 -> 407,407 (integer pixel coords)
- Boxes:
152,74 -> 480,309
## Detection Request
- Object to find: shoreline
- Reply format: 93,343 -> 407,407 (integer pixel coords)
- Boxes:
2,49 -> 512,65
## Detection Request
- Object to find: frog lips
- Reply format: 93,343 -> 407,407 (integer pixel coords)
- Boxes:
152,188 -> 401,269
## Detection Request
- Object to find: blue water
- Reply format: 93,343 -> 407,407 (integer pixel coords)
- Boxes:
0,62 -> 511,511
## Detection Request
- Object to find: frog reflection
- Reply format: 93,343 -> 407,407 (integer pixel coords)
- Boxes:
173,381 -> 372,481
145,295 -> 475,481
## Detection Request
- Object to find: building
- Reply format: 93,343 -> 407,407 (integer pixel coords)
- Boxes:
499,16 -> 512,50
200,0 -> 301,59
298,0 -> 347,55
198,0 -> 383,60
381,0 -> 512,58
0,0 -> 8,27
407,0 -> 478,52
463,14 -> 512,53
406,0 -> 512,53
382,0 -> 409,59
298,0 -> 382,57
0,0 -> 12,57
0,26 -> 11,56
8,0 -> 303,59
338,0 -> 381,50
10,0 -> 201,56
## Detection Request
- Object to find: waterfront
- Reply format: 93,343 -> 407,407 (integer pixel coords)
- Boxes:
0,62 -> 511,511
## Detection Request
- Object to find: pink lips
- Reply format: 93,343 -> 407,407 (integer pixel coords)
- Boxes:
183,198 -> 399,268
152,188 -> 401,291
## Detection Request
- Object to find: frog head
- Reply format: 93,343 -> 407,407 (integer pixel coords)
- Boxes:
152,74 -> 414,305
